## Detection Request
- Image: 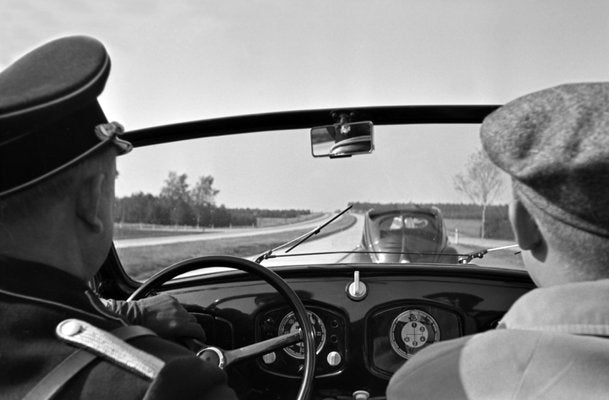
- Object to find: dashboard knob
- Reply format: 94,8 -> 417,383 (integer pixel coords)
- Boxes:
346,271 -> 367,301
262,352 -> 276,364
327,351 -> 342,366
353,390 -> 370,400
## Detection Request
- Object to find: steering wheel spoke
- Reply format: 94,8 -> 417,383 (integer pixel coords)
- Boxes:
223,329 -> 302,367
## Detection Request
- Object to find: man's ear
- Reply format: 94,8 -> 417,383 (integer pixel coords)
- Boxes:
509,199 -> 542,251
76,173 -> 106,233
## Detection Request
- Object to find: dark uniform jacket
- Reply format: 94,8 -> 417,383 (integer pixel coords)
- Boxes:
0,256 -> 237,400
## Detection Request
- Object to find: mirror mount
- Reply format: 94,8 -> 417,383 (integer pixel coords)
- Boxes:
331,111 -> 355,125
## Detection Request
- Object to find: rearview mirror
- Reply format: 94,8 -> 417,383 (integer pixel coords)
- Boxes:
311,121 -> 374,158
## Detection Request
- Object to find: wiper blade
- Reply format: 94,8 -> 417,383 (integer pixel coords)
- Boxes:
255,204 -> 353,264
458,244 -> 520,264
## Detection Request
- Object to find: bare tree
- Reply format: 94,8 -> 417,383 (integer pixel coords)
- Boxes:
453,150 -> 504,238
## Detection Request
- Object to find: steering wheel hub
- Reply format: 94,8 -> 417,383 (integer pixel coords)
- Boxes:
197,346 -> 225,369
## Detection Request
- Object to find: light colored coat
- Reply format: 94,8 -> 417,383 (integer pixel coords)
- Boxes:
387,279 -> 609,399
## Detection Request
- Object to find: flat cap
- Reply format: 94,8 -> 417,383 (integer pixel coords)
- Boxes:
0,35 -> 131,198
481,82 -> 609,236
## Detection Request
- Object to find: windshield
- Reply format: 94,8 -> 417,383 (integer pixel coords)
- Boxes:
9,1 -> 609,280
114,123 -> 523,280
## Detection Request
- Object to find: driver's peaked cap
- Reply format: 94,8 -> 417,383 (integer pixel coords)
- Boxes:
0,35 -> 130,199
481,82 -> 609,237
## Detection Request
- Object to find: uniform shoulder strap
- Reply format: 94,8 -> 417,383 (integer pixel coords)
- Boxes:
24,319 -> 164,400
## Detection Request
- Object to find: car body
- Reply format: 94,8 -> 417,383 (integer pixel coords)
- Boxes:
98,105 -> 533,399
9,2 -> 609,399
360,206 -> 459,264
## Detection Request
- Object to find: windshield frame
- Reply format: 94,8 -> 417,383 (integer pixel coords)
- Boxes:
122,105 -> 500,147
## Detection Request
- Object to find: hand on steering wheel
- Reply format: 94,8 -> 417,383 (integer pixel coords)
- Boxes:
103,294 -> 207,341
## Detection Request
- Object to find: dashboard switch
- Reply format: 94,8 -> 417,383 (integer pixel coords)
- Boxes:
353,390 -> 370,400
327,351 -> 342,366
346,271 -> 367,301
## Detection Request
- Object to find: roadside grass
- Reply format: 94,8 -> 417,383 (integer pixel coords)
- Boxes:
118,214 -> 357,281
444,218 -> 481,238
114,227 -> 207,240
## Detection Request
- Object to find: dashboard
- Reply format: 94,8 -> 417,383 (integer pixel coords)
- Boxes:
163,264 -> 534,400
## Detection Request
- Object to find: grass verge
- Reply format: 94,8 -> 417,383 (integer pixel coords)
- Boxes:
114,227 -> 207,240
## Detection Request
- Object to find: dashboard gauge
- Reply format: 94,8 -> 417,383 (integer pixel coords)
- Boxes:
278,311 -> 326,359
389,309 -> 440,359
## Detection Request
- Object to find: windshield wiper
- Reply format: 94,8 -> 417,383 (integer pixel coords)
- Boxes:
458,244 -> 520,264
263,247 -> 521,265
255,204 -> 353,264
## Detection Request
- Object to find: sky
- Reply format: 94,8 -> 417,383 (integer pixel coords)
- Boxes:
3,1 -> 609,210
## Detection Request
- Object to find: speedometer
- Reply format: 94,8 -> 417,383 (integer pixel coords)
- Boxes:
278,311 -> 326,359
389,309 -> 440,359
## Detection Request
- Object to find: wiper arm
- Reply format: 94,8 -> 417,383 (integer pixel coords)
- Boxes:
458,244 -> 520,264
255,204 -> 353,264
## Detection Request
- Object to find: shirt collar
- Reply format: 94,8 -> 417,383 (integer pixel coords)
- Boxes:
499,279 -> 609,337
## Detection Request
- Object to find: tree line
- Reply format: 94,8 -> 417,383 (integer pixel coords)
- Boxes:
114,172 -> 310,228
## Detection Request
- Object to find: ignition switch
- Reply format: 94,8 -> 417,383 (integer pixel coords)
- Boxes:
346,271 -> 367,301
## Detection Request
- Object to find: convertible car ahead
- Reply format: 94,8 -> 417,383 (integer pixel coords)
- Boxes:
103,105 -> 531,400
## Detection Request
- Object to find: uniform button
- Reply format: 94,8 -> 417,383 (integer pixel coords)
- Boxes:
60,320 -> 83,336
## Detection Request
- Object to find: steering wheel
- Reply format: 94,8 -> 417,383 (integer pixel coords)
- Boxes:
127,255 -> 315,400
